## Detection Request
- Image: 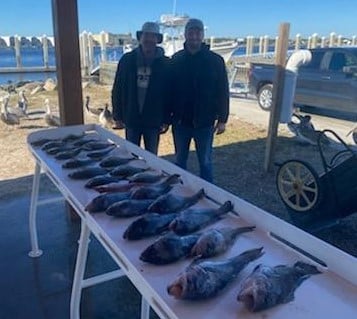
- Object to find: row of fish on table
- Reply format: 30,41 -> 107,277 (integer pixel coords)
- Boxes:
31,132 -> 322,313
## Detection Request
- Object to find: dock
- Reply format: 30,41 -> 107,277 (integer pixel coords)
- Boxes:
0,66 -> 56,74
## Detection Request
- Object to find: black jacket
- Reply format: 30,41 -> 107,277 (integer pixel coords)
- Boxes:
111,47 -> 170,128
170,44 -> 229,128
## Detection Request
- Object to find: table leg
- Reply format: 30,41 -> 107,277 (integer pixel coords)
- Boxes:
70,219 -> 91,319
141,297 -> 150,319
28,162 -> 43,258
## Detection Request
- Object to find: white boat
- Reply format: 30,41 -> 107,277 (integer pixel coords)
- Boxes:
159,14 -> 238,62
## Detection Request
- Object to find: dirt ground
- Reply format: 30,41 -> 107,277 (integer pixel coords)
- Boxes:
1,82 -> 356,257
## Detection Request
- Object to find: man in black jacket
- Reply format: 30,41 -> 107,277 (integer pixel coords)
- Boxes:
111,22 -> 170,154
170,18 -> 229,182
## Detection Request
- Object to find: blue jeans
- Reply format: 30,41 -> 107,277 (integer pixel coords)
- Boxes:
172,124 -> 214,182
126,127 -> 160,154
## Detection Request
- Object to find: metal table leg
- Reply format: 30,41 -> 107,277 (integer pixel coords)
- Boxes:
70,219 -> 91,319
28,161 -> 43,257
141,297 -> 150,319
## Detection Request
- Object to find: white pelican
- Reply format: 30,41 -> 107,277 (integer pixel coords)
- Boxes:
44,99 -> 60,127
99,103 -> 114,128
0,95 -> 20,125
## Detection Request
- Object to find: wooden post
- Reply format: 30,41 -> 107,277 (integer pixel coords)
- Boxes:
307,36 -> 312,49
321,36 -> 326,48
329,32 -> 336,47
311,33 -> 318,48
259,36 -> 264,54
82,31 -> 89,76
14,35 -> 22,68
88,33 -> 94,72
42,35 -> 49,69
264,23 -> 290,172
51,0 -> 83,126
337,35 -> 343,47
352,36 -> 357,46
295,34 -> 301,50
274,36 -> 279,55
263,35 -> 269,57
100,31 -> 107,62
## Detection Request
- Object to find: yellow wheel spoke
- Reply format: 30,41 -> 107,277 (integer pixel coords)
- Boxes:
302,185 -> 317,193
285,167 -> 296,181
301,191 -> 312,205
281,180 -> 293,186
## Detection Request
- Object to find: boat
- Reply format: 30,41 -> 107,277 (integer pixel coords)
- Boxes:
159,14 -> 238,62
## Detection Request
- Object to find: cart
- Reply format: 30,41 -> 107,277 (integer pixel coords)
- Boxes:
276,129 -> 357,230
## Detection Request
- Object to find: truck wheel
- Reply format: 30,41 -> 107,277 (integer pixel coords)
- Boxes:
257,84 -> 273,111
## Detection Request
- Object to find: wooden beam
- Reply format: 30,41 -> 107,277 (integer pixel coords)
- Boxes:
264,23 -> 290,172
51,0 -> 83,125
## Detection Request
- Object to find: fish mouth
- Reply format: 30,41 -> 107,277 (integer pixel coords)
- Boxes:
167,283 -> 183,299
237,293 -> 255,312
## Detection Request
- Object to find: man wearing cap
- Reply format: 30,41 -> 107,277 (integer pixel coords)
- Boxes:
169,18 -> 229,182
112,22 -> 170,154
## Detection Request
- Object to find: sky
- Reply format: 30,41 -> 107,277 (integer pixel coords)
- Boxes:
0,0 -> 356,39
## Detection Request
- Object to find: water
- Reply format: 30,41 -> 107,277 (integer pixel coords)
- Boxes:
0,46 -> 123,85
0,45 -> 274,85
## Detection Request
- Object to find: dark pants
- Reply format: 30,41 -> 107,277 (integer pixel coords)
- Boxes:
125,127 -> 160,155
172,124 -> 214,182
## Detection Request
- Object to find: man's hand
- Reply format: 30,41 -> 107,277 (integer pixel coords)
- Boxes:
112,120 -> 125,130
159,123 -> 169,134
214,122 -> 226,135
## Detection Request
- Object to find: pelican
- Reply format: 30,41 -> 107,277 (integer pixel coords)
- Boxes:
44,99 -> 61,127
99,103 -> 114,128
84,95 -> 103,116
0,95 -> 20,125
18,90 -> 28,113
5,93 -> 28,118
287,113 -> 329,146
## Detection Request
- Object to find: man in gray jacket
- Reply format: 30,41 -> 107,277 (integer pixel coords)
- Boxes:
112,22 -> 170,154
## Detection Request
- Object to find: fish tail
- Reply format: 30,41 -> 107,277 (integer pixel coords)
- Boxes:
234,247 -> 264,264
234,226 -> 256,236
294,261 -> 321,276
217,201 -> 234,216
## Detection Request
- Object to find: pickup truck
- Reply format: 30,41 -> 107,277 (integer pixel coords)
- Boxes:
248,47 -> 357,118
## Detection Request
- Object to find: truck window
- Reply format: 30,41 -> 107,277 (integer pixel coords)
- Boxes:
329,52 -> 346,71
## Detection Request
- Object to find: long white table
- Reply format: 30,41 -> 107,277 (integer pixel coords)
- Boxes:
27,124 -> 357,319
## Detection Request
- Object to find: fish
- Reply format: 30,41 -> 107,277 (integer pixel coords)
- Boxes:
130,174 -> 181,200
169,201 -> 233,235
86,145 -> 116,159
110,164 -> 148,178
62,158 -> 96,169
85,175 -> 120,188
190,226 -> 256,258
99,155 -> 136,168
72,138 -> 100,147
81,141 -> 115,151
106,199 -> 154,217
123,213 -> 178,240
47,146 -> 76,155
127,170 -> 164,183
148,188 -> 205,214
167,247 -> 264,300
41,141 -> 65,151
31,138 -> 55,147
93,182 -> 145,193
85,191 -> 132,213
237,261 -> 321,312
140,232 -> 201,265
54,148 -> 83,159
61,133 -> 86,142
68,167 -> 109,179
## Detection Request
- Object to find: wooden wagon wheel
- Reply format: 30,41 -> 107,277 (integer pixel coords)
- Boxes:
276,160 -> 320,212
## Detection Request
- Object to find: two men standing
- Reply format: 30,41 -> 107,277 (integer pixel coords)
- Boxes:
112,18 -> 229,182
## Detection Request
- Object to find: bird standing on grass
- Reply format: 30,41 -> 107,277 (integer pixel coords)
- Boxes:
99,104 -> 114,128
84,95 -> 103,117
0,95 -> 20,126
44,98 -> 60,127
